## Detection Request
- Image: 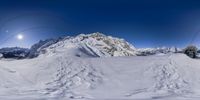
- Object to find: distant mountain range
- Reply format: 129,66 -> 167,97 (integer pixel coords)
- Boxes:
0,33 -> 182,59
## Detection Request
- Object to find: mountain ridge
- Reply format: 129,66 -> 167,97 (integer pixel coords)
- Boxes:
0,32 -> 180,59
0,32 -> 138,58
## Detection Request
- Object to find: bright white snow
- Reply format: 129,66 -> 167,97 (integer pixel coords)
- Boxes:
0,52 -> 200,100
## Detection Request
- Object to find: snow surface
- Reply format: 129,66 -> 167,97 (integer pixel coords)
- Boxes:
0,51 -> 200,100
0,33 -> 199,100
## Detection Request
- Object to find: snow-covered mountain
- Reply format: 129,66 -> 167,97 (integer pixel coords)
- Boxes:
0,33 -> 184,59
30,32 -> 137,58
0,33 -> 137,59
0,47 -> 29,59
27,38 -> 59,58
136,47 -> 182,56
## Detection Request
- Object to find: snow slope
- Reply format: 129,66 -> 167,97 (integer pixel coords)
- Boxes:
0,51 -> 200,99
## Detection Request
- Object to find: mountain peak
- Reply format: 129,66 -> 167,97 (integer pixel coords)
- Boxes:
78,32 -> 106,37
40,32 -> 137,57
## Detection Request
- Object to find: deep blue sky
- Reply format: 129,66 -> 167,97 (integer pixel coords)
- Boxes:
0,0 -> 200,48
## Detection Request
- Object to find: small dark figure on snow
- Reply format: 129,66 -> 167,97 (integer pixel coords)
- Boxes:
184,45 -> 198,58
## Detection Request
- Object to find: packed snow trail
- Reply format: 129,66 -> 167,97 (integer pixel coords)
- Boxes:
0,54 -> 200,99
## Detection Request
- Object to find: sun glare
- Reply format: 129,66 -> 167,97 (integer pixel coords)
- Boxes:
17,34 -> 24,40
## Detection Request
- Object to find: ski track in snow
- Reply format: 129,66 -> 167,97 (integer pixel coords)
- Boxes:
0,54 -> 200,99
123,54 -> 199,100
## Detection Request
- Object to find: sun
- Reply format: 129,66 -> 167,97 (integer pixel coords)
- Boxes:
17,34 -> 24,40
